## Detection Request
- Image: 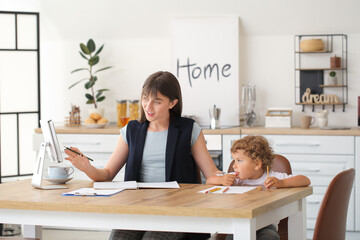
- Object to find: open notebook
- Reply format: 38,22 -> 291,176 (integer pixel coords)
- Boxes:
93,181 -> 180,190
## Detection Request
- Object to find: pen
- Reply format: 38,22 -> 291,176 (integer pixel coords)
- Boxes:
205,187 -> 222,193
64,146 -> 94,161
216,172 -> 237,176
267,166 -> 269,178
222,187 -> 229,193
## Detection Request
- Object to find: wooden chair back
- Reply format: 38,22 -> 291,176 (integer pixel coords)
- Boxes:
312,168 -> 355,240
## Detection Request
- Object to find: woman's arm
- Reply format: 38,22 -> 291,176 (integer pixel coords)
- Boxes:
65,134 -> 129,182
191,132 -> 236,185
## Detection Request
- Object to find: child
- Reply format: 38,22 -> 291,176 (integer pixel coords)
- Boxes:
206,135 -> 311,240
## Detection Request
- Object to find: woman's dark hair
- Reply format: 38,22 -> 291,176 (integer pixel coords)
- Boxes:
140,71 -> 182,122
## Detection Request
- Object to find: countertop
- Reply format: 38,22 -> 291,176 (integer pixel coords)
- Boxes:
34,124 -> 360,136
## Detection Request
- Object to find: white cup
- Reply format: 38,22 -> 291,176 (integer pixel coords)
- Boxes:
318,118 -> 328,128
48,166 -> 74,179
316,110 -> 328,119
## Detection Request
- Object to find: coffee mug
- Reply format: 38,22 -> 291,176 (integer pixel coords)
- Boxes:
318,118 -> 328,128
300,115 -> 315,129
316,110 -> 328,119
48,166 -> 74,179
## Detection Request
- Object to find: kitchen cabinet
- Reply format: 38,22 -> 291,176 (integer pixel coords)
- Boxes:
222,135 -> 241,172
294,34 -> 348,112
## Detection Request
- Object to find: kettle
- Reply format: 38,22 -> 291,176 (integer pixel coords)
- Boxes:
209,105 -> 221,129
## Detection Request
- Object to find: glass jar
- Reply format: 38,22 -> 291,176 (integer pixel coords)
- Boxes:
116,100 -> 129,127
129,100 -> 140,121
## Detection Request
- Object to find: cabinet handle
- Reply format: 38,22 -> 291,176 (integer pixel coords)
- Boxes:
307,201 -> 320,205
275,143 -> 320,147
294,169 -> 320,173
62,142 -> 101,146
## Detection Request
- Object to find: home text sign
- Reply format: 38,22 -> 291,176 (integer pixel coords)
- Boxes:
171,17 -> 239,126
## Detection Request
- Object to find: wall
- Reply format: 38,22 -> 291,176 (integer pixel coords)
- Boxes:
1,0 -> 360,127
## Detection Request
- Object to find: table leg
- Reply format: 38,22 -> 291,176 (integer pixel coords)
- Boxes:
22,225 -> 42,239
233,218 -> 256,240
288,198 -> 307,240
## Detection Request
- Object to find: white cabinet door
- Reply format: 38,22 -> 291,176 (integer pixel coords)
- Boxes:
204,134 -> 222,150
222,134 -> 241,172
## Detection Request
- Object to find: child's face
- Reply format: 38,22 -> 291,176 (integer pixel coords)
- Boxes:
232,149 -> 262,180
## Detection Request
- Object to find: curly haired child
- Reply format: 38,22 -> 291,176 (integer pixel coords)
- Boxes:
206,135 -> 311,240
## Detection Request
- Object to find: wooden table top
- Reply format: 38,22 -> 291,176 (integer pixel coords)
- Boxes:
34,125 -> 360,136
0,179 -> 312,219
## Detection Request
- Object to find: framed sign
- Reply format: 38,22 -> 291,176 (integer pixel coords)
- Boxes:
171,17 -> 239,126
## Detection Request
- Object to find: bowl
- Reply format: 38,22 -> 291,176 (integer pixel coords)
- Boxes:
300,39 -> 324,52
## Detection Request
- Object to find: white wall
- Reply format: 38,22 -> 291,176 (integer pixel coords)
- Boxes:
1,0 -> 360,127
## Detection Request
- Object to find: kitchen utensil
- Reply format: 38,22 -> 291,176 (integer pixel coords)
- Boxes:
209,105 -> 221,129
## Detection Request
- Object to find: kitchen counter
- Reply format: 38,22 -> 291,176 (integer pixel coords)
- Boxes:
34,124 -> 360,136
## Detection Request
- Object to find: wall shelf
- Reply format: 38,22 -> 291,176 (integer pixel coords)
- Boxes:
294,34 -> 348,112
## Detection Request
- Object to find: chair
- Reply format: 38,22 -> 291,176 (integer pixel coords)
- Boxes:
224,154 -> 292,240
312,168 -> 355,240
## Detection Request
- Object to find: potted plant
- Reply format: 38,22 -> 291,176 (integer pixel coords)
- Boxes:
327,71 -> 337,85
69,39 -> 113,113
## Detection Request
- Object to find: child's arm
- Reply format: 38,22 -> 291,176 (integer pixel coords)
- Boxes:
206,174 -> 237,186
265,175 -> 311,189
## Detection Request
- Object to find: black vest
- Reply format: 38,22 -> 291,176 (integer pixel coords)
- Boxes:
124,116 -> 198,183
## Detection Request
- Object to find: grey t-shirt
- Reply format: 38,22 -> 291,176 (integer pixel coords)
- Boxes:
120,122 -> 201,182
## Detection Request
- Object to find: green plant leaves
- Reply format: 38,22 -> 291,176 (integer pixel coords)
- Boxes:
97,96 -> 106,102
79,51 -> 88,60
85,76 -> 97,89
85,93 -> 94,100
94,44 -> 104,56
88,56 -> 99,66
71,68 -> 89,74
71,39 -> 113,106
87,39 -> 96,53
80,43 -> 90,55
68,78 -> 88,89
94,66 -> 113,74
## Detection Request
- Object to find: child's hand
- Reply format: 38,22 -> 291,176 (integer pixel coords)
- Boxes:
265,177 -> 283,189
220,173 -> 238,186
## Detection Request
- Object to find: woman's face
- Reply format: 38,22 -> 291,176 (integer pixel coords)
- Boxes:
141,91 -> 178,123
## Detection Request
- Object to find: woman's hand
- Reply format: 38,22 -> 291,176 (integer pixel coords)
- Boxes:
265,177 -> 283,189
64,147 -> 91,172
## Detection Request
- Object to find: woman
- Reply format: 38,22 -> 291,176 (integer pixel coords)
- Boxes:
65,71 -> 221,240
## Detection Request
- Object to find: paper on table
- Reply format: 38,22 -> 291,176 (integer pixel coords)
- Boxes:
198,186 -> 256,194
93,181 -> 138,190
62,188 -> 125,197
94,181 -> 180,190
137,181 -> 180,189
